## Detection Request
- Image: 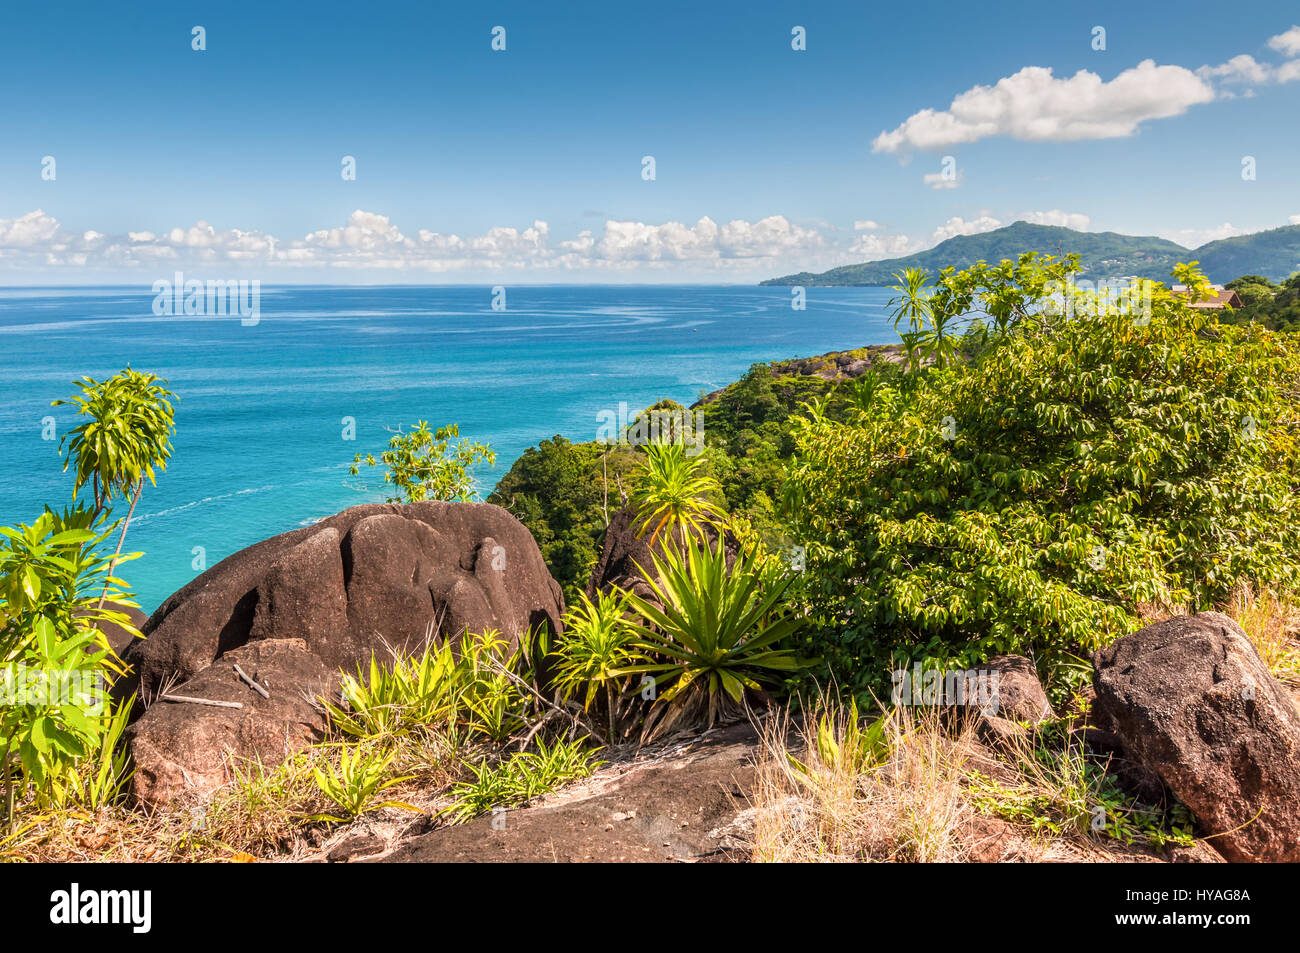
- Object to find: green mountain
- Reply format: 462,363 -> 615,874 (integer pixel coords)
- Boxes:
761,221 -> 1300,286
1195,225 -> 1300,283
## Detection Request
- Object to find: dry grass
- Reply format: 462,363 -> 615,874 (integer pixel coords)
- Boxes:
747,697 -> 1201,863
1223,585 -> 1300,687
749,699 -> 976,862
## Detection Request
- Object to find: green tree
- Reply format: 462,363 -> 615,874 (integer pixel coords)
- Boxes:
351,421 -> 495,503
488,437 -> 640,604
52,369 -> 176,608
785,257 -> 1300,700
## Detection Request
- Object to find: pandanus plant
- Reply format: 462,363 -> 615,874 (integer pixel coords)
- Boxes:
615,536 -> 811,738
629,442 -> 725,548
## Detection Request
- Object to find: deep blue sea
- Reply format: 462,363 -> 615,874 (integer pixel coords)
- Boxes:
0,285 -> 898,613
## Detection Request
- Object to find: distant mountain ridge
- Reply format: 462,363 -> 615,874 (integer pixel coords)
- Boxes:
761,221 -> 1300,286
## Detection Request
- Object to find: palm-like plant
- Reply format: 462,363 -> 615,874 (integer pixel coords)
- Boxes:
616,537 -> 810,737
52,369 -> 176,608
551,590 -> 645,742
630,443 -> 724,546
888,267 -> 961,371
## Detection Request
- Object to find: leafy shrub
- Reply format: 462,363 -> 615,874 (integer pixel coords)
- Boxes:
0,508 -> 140,825
630,443 -> 725,545
551,590 -> 645,742
785,256 -> 1300,698
351,421 -> 495,502
309,745 -> 420,822
326,628 -> 540,746
488,436 -> 641,603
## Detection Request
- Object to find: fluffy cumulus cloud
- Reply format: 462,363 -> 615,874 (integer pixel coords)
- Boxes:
592,215 -> 823,264
848,232 -> 917,261
873,28 -> 1300,155
1268,25 -> 1300,57
1291,215 -> 1300,225
873,60 -> 1214,153
0,210 -> 61,246
929,215 -> 1003,243
0,209 -> 827,276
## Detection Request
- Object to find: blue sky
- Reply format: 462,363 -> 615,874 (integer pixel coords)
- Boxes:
1,0 -> 1298,282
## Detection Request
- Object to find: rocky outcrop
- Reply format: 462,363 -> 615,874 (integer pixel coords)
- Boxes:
1092,612 -> 1300,862
974,654 -> 1054,741
121,501 -> 564,806
691,345 -> 910,407
380,723 -> 761,862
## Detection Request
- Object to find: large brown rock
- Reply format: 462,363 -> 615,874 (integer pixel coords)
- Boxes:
125,639 -> 336,806
121,501 -> 564,805
972,654 -> 1054,742
1092,612 -> 1300,862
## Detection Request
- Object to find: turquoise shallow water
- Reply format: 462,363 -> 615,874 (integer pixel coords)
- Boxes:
0,284 -> 897,613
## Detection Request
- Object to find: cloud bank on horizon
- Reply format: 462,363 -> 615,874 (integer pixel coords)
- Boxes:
3,205 -> 1284,283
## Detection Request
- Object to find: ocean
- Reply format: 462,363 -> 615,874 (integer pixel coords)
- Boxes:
0,284 -> 898,613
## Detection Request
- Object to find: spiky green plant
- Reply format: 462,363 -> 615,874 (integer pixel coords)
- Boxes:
308,745 -> 420,823
551,590 -> 645,743
630,443 -> 725,547
617,537 -> 811,737
441,737 -> 601,824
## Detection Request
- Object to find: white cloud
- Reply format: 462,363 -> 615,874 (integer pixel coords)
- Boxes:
848,232 -> 917,261
1198,54 -> 1273,84
853,219 -> 883,231
0,209 -> 827,276
1020,209 -> 1091,230
873,60 -> 1214,153
0,210 -> 61,246
1290,215 -> 1300,225
1268,25 -> 1300,57
594,215 -> 823,262
930,216 -> 1003,243
1157,222 -> 1249,248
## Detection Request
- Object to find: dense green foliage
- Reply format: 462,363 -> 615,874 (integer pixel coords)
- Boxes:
487,437 -> 641,603
53,368 -> 177,608
1224,273 -> 1300,332
0,507 -> 139,825
784,255 -> 1300,699
490,366 -> 850,598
